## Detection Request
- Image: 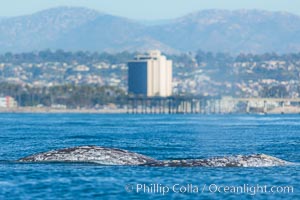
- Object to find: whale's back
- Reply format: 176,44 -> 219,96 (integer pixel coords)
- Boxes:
18,146 -> 157,165
148,154 -> 291,167
18,146 -> 293,167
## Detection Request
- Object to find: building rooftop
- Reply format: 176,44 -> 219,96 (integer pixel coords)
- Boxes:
134,50 -> 162,61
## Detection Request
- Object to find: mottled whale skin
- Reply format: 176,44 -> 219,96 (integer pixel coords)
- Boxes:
150,154 -> 291,167
18,146 -> 292,167
18,146 -> 157,165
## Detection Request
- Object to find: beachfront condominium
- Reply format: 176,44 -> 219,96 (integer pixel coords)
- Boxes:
0,96 -> 17,108
128,50 -> 172,97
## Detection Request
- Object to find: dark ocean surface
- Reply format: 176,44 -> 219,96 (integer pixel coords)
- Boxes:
0,114 -> 299,199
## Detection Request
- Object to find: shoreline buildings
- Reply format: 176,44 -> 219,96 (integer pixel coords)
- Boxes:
128,50 -> 172,97
0,96 -> 17,108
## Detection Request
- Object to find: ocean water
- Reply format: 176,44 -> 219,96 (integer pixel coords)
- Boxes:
0,114 -> 299,199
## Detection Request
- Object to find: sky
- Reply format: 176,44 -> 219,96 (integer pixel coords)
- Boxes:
1,0 -> 300,20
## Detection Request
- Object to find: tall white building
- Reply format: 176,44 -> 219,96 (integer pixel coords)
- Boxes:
128,50 -> 172,97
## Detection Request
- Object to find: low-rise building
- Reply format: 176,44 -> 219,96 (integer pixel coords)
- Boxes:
0,96 -> 18,108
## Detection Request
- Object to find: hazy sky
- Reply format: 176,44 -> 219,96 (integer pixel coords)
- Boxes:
1,0 -> 300,19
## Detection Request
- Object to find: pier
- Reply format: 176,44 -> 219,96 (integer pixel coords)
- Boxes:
126,96 -> 300,114
126,96 -> 221,114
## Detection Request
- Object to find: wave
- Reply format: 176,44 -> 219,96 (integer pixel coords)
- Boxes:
17,146 -> 295,167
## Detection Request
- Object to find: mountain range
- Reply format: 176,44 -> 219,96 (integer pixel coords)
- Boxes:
1,7 -> 300,54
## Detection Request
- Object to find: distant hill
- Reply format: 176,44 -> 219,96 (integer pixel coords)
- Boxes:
150,9 -> 300,53
0,7 -> 100,52
1,7 -> 300,54
51,14 -> 175,53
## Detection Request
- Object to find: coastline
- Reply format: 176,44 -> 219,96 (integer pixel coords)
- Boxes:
1,106 -> 300,114
0,107 -> 128,114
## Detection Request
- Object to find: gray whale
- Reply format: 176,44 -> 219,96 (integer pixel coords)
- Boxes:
18,146 -> 156,165
18,146 -> 292,167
